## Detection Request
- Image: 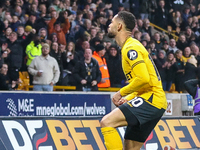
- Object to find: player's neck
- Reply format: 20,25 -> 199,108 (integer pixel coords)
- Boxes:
116,32 -> 131,47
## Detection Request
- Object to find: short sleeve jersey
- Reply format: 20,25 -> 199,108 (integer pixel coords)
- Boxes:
120,37 -> 167,109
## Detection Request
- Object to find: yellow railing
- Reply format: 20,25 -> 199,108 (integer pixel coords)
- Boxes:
150,23 -> 179,41
27,85 -> 121,92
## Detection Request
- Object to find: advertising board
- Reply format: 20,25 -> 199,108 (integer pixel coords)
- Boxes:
0,116 -> 199,150
0,92 -> 111,117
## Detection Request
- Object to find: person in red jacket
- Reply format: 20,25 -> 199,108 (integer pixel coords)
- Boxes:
92,44 -> 110,87
48,10 -> 70,46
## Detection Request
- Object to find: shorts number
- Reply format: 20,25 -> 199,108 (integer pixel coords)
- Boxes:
130,97 -> 143,107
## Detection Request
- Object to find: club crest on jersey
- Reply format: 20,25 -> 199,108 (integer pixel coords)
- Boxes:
127,50 -> 137,60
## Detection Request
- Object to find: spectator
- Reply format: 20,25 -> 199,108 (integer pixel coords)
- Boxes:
76,40 -> 90,60
105,9 -> 113,33
48,10 -> 70,45
93,14 -> 106,33
191,16 -> 199,33
166,25 -> 174,39
134,30 -> 142,41
85,10 -> 94,21
181,16 -> 193,31
148,0 -> 157,23
50,42 -> 66,85
142,19 -> 152,37
89,27 -> 97,39
0,63 -> 16,90
66,10 -> 77,43
10,15 -> 20,32
153,50 -> 166,90
26,35 -> 42,84
149,40 -> 158,56
170,10 -> 183,30
184,78 -> 200,115
162,41 -> 170,53
154,0 -> 169,29
175,26 -> 181,36
39,4 -> 47,18
96,2 -> 106,16
73,48 -> 101,91
25,12 -> 37,29
174,50 -> 185,92
176,33 -> 188,51
141,39 -> 148,48
34,15 -> 51,31
168,38 -> 179,53
137,19 -> 143,32
26,35 -> 42,66
162,52 -> 176,91
182,46 -> 192,62
190,44 -> 200,66
183,55 -> 198,87
28,43 -> 60,91
63,42 -> 77,85
92,44 -> 110,88
182,5 -> 192,26
141,32 -> 151,43
106,45 -> 125,87
1,27 -> 13,41
49,32 -> 58,45
75,19 -> 91,41
153,32 -> 163,51
185,26 -> 196,44
74,10 -> 84,26
6,32 -> 23,82
17,26 -> 26,43
38,28 -> 50,44
139,0 -> 149,20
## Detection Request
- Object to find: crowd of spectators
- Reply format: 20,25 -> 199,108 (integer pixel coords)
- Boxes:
0,0 -> 200,92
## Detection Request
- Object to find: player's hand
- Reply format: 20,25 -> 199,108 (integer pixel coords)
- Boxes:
118,98 -> 127,106
112,91 -> 122,107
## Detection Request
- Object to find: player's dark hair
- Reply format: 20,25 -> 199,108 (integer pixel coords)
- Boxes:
117,11 -> 136,32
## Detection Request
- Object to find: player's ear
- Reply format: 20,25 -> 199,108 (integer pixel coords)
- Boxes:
118,23 -> 122,32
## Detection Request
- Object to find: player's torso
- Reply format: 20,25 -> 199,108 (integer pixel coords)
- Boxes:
121,37 -> 167,109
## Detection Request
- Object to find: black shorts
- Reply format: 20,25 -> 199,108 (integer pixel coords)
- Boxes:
118,95 -> 165,142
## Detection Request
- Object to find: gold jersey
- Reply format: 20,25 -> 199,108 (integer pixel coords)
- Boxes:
120,37 -> 167,109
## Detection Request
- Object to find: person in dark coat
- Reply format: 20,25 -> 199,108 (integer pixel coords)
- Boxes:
184,78 -> 200,115
153,50 -> 167,90
162,52 -> 177,91
105,45 -> 125,87
176,33 -> 189,51
174,50 -> 185,92
73,48 -> 101,91
0,63 -> 11,90
6,32 -> 23,81
154,0 -> 169,29
182,55 -> 198,88
0,63 -> 17,90
49,42 -> 67,85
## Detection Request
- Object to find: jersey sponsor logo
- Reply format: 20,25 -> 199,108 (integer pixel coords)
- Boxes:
127,50 -> 138,60
125,71 -> 132,80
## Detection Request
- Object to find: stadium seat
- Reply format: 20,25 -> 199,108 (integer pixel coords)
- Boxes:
17,71 -> 30,90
